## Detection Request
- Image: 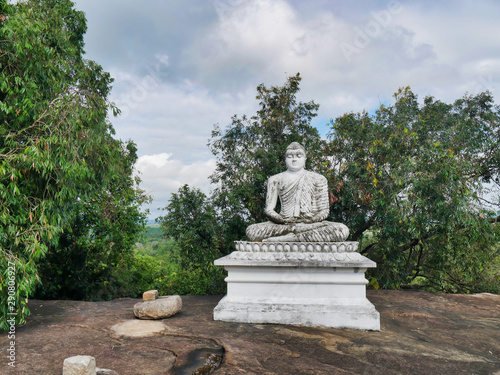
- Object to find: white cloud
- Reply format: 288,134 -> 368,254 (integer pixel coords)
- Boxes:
71,0 -> 500,218
189,0 -> 350,90
108,63 -> 258,163
135,153 -> 217,218
187,0 -> 445,115
387,0 -> 500,100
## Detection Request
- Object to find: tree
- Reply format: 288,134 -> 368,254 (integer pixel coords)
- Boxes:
159,185 -> 219,269
328,87 -> 500,292
161,75 -> 499,295
0,0 -> 147,328
157,185 -> 225,294
34,142 -> 150,300
208,73 -> 327,250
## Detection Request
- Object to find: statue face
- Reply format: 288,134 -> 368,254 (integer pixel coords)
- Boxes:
285,149 -> 306,172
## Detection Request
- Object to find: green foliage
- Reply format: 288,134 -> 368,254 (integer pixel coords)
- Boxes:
114,252 -> 172,298
142,226 -> 164,241
158,185 -> 222,267
34,142 -> 150,300
155,75 -> 500,293
131,223 -> 226,295
328,87 -> 500,293
157,185 -> 227,295
158,77 -> 499,296
0,0 -> 148,328
134,227 -> 177,263
164,264 -> 226,295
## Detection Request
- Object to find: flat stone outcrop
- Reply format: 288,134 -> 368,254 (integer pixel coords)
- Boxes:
133,295 -> 182,320
9,293 -> 500,375
110,320 -> 166,338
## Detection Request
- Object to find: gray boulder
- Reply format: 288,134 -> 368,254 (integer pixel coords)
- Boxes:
134,295 -> 182,320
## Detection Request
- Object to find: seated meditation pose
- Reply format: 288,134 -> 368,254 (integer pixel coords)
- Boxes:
246,142 -> 349,242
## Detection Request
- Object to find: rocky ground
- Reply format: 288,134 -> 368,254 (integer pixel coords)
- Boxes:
3,290 -> 500,375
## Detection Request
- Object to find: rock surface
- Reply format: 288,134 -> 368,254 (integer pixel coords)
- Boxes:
133,295 -> 182,319
63,355 -> 96,375
4,291 -> 500,375
142,290 -> 158,301
110,320 -> 166,338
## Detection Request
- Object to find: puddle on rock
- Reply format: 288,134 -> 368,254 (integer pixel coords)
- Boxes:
175,347 -> 224,375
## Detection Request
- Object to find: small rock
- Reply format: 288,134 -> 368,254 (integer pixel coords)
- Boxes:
96,368 -> 119,375
134,295 -> 182,320
143,289 -> 159,301
63,355 -> 96,375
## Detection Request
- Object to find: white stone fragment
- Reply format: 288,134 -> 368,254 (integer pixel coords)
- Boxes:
142,289 -> 159,301
63,355 -> 96,375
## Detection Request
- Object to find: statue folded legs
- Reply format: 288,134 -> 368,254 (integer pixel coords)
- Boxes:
247,220 -> 349,242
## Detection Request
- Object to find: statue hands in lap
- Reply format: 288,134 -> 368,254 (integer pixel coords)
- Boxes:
246,142 -> 349,242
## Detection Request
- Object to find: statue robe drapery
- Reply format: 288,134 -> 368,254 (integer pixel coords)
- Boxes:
246,170 -> 349,242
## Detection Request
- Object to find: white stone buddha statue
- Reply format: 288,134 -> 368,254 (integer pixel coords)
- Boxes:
246,142 -> 349,242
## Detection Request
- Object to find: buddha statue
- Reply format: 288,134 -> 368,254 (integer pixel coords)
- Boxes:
246,142 -> 349,242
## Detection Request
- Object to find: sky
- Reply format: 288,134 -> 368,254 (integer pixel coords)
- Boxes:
72,0 -> 500,219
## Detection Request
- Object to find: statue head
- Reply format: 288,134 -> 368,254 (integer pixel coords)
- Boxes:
285,142 -> 306,172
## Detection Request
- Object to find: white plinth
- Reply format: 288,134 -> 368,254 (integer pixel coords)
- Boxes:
213,242 -> 380,331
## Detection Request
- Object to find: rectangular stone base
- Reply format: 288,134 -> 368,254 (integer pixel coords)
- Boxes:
214,297 -> 380,330
213,244 -> 380,331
